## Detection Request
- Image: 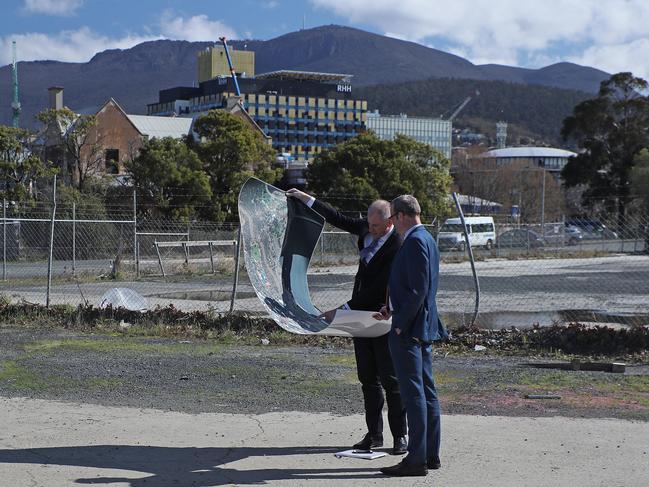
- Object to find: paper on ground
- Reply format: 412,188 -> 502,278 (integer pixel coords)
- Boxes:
334,449 -> 387,460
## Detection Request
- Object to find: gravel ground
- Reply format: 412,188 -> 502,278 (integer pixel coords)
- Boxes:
1,326 -> 648,421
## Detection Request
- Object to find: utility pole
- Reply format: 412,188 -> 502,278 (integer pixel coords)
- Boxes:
11,41 -> 21,128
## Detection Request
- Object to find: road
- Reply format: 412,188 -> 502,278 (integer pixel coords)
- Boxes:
1,396 -> 648,487
1,254 -> 648,329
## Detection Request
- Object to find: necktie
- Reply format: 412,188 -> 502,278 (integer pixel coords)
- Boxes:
359,237 -> 380,264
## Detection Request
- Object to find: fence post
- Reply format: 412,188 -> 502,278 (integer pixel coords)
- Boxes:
453,192 -> 480,327
208,242 -> 215,273
154,241 -> 166,277
320,233 -> 324,265
72,201 -> 76,276
185,221 -> 190,265
133,190 -> 139,278
46,175 -> 57,308
230,225 -> 242,313
2,199 -> 6,282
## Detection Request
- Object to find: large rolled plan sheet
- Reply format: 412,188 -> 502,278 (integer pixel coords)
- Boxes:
238,177 -> 391,337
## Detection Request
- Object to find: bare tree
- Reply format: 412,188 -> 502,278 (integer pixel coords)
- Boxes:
37,108 -> 105,190
453,157 -> 565,222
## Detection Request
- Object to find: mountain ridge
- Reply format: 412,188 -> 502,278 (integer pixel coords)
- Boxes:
0,24 -> 609,129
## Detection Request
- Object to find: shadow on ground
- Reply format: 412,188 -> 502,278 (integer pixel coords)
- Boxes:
0,445 -> 385,485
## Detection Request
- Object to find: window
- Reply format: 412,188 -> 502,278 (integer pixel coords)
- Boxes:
105,149 -> 119,174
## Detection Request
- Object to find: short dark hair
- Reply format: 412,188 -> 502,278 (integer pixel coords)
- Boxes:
391,195 -> 421,217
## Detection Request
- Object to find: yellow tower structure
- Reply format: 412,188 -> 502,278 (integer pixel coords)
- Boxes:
197,45 -> 255,83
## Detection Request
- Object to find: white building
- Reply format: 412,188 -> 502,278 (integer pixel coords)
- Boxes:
366,111 -> 452,159
478,147 -> 577,173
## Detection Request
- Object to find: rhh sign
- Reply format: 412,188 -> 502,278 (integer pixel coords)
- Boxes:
336,84 -> 352,93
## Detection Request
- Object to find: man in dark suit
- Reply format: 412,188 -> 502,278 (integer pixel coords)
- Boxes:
286,188 -> 407,455
375,194 -> 448,477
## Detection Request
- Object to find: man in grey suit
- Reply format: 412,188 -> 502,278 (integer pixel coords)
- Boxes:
375,194 -> 448,477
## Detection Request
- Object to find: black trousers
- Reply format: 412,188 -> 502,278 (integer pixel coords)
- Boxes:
353,334 -> 407,438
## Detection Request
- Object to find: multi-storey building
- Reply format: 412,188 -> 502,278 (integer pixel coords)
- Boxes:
197,45 -> 255,83
147,69 -> 368,162
366,111 -> 452,160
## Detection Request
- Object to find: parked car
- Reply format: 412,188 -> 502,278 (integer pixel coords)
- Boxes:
498,229 -> 545,248
565,218 -> 618,239
543,225 -> 583,246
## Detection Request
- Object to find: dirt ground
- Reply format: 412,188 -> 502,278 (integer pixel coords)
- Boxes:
1,326 -> 647,421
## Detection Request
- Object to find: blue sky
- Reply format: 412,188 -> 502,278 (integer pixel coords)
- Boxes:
2,0 -> 649,80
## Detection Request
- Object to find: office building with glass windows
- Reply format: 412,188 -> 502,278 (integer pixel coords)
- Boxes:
366,111 -> 452,159
147,70 -> 368,161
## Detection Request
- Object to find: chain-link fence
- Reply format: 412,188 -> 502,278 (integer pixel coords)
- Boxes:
1,199 -> 648,330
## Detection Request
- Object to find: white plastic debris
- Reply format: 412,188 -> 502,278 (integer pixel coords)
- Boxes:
99,288 -> 148,312
474,344 -> 487,352
261,338 -> 270,345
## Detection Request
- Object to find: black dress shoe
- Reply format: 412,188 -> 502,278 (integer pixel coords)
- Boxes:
352,433 -> 383,451
380,460 -> 428,477
427,457 -> 441,470
392,436 -> 407,455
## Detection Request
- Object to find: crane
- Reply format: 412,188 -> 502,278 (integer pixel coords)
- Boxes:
446,90 -> 479,122
218,37 -> 241,97
11,41 -> 21,128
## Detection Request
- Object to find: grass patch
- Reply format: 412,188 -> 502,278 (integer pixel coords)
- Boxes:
0,360 -> 51,390
323,354 -> 356,367
25,337 -> 225,356
513,370 -> 587,391
0,358 -> 125,393
0,359 -> 112,392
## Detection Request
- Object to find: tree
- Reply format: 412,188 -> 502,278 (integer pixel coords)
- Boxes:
631,149 -> 649,214
37,108 -> 104,190
307,133 -> 453,220
191,110 -> 280,222
561,72 -> 649,225
0,124 -> 56,203
453,158 -> 565,223
126,137 -> 212,220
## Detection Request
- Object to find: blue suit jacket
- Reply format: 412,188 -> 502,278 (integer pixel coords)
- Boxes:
389,225 -> 448,343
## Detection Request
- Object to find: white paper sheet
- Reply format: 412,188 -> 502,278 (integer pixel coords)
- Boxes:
325,309 -> 391,337
334,449 -> 387,460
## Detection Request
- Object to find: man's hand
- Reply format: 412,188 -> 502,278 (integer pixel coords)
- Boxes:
373,305 -> 391,321
286,188 -> 311,204
319,308 -> 337,323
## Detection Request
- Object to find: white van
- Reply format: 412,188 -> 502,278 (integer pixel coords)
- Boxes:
437,216 -> 496,251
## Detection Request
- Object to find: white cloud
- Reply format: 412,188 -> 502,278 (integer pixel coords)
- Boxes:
0,13 -> 240,65
571,39 -> 649,81
0,27 -> 160,65
160,11 -> 239,42
24,0 -> 84,16
311,0 -> 649,76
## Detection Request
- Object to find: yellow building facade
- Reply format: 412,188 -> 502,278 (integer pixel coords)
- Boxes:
197,46 -> 255,83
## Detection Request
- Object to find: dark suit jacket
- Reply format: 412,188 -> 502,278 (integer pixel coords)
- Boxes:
388,225 -> 448,342
312,200 -> 399,312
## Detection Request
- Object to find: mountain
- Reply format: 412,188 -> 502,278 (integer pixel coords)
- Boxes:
357,78 -> 591,144
0,25 -> 610,128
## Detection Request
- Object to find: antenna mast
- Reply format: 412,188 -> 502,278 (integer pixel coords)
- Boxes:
11,41 -> 22,128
